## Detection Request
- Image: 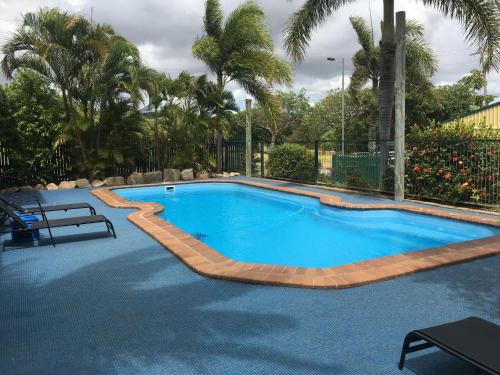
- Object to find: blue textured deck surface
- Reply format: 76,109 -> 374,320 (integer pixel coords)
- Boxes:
1,181 -> 499,375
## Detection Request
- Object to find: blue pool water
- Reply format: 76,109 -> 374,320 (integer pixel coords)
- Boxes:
117,183 -> 499,268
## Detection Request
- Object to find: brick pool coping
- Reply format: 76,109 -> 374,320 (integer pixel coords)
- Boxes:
92,179 -> 500,289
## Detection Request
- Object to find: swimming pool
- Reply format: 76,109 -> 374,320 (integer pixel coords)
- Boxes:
117,183 -> 499,268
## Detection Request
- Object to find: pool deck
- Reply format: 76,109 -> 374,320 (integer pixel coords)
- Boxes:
93,178 -> 500,289
0,184 -> 500,375
1,183 -> 499,374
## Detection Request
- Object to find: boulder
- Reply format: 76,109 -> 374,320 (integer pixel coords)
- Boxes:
127,172 -> 143,185
59,180 -> 77,189
103,176 -> 125,186
222,172 -> 230,178
229,172 -> 240,177
195,170 -> 210,179
76,178 -> 91,189
19,185 -> 35,192
91,179 -> 105,187
213,173 -> 224,178
35,184 -> 45,190
5,186 -> 20,193
46,183 -> 58,191
180,168 -> 194,181
163,168 -> 180,182
143,171 -> 162,184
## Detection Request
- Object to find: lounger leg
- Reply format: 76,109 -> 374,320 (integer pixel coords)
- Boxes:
37,201 -> 56,248
399,332 -> 434,370
90,207 -> 96,215
399,334 -> 414,370
106,221 -> 116,239
47,227 -> 56,248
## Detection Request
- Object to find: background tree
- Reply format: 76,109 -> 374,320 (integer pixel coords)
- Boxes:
284,0 -> 500,185
2,70 -> 63,182
428,69 -> 495,123
193,0 -> 292,171
292,89 -> 371,143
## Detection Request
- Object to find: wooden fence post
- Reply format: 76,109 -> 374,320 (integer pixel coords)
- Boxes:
394,11 -> 406,201
245,99 -> 252,177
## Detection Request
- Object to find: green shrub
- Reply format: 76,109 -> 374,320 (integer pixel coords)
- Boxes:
267,144 -> 315,181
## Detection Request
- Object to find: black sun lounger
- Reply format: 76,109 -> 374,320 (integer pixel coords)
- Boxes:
0,197 -> 96,215
0,201 -> 115,247
399,317 -> 500,374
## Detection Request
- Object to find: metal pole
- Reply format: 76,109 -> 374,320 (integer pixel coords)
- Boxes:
341,58 -> 345,155
326,57 -> 345,154
394,11 -> 406,201
245,99 -> 252,178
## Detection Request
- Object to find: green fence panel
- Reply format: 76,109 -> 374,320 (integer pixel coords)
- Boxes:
332,153 -> 380,187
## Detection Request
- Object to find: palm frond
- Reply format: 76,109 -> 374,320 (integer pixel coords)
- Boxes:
204,0 -> 224,38
420,0 -> 500,72
349,16 -> 373,54
283,0 -> 356,62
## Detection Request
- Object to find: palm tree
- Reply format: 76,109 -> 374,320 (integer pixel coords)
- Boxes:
1,8 -> 109,122
193,0 -> 292,172
349,17 -> 437,151
284,0 -> 500,184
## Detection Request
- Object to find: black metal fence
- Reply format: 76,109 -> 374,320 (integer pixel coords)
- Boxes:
258,139 -> 499,209
0,140 -> 246,187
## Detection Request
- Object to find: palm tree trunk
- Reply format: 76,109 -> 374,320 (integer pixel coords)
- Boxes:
61,89 -> 71,122
154,106 -> 160,170
378,0 -> 396,190
215,72 -> 224,173
368,77 -> 379,152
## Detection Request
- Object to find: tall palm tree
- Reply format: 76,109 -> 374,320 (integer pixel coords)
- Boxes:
193,0 -> 292,172
284,0 -> 500,184
349,17 -> 437,151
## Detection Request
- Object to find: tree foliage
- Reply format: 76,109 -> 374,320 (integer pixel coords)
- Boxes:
1,70 -> 63,182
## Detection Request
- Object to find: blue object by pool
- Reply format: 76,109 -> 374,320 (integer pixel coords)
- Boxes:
118,183 -> 499,268
11,214 -> 41,241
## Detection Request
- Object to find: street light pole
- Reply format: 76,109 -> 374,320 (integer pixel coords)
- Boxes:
327,57 -> 345,154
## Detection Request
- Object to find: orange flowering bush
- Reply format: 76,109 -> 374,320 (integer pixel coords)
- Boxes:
407,121 -> 498,205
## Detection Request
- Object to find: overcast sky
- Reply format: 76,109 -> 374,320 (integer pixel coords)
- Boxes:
1,0 -> 499,108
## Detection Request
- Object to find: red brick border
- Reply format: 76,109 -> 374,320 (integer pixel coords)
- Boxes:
92,180 -> 500,289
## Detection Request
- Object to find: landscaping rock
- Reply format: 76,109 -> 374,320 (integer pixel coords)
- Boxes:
229,172 -> 240,177
181,168 -> 194,181
143,171 -> 162,184
46,183 -> 58,191
76,178 -> 91,189
5,186 -> 20,193
35,184 -> 45,190
59,180 -> 77,189
19,185 -> 35,192
163,168 -> 180,182
195,170 -> 210,179
103,176 -> 125,186
91,179 -> 105,187
127,172 -> 143,185
213,173 -> 224,178
223,172 -> 230,178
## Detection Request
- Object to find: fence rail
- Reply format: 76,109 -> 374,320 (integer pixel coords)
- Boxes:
259,139 -> 499,209
0,140 -> 246,187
